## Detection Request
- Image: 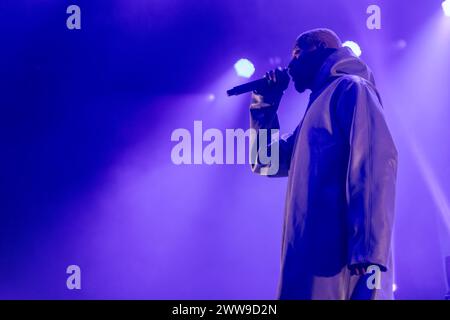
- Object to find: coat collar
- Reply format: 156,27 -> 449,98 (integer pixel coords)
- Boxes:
311,46 -> 375,94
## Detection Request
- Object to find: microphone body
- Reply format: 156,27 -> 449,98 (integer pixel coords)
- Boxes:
226,78 -> 269,96
227,68 -> 289,96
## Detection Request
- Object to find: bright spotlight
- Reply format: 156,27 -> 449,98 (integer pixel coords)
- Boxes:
392,283 -> 398,292
342,40 -> 362,57
207,93 -> 215,102
443,0 -> 450,17
234,58 -> 255,78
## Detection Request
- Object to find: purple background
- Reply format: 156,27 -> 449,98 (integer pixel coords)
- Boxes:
0,0 -> 449,299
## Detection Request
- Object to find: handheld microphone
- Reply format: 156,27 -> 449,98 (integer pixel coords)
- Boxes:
226,78 -> 269,96
226,68 -> 288,96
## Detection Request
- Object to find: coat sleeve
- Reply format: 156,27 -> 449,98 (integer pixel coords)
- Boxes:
249,92 -> 298,177
335,78 -> 398,271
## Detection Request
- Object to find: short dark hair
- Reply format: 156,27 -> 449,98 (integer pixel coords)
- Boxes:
295,28 -> 342,50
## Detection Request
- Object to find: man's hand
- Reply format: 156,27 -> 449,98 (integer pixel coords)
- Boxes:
265,67 -> 290,91
254,67 -> 290,96
252,67 -> 290,106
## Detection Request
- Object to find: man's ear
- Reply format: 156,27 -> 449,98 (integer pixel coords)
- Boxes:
317,42 -> 327,50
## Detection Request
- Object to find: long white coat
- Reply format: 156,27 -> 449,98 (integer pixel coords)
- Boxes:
250,47 -> 398,299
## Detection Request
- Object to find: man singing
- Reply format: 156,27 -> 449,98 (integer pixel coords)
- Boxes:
250,28 -> 398,299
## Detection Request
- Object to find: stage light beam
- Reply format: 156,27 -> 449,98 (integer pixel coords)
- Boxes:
342,40 -> 362,57
443,0 -> 450,17
234,58 -> 255,78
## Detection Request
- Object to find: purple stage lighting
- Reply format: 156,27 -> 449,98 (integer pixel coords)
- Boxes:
342,40 -> 362,57
234,58 -> 255,78
443,0 -> 450,17
446,256 -> 450,299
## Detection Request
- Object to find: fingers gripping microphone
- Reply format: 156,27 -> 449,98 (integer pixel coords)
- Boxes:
226,68 -> 289,96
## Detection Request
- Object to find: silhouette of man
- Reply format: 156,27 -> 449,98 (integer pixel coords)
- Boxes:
250,28 -> 398,299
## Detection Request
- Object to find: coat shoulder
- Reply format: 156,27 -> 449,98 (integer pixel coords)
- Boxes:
334,74 -> 371,89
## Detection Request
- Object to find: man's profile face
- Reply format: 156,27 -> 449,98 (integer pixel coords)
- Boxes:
288,45 -> 319,93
